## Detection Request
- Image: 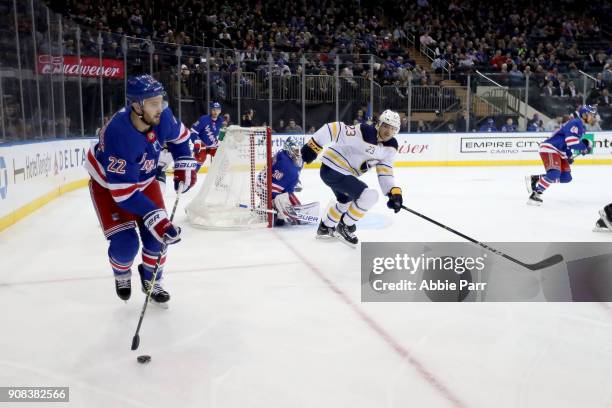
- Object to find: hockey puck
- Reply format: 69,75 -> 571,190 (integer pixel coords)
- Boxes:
137,355 -> 151,364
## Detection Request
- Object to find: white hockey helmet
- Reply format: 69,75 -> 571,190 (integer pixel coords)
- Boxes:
377,109 -> 400,140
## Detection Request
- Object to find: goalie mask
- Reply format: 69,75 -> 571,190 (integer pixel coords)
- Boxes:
283,137 -> 303,167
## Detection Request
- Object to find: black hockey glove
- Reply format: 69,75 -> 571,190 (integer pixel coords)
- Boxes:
386,187 -> 403,213
580,138 -> 592,155
301,138 -> 322,164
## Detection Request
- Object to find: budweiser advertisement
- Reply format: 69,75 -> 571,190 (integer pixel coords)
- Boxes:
37,55 -> 124,79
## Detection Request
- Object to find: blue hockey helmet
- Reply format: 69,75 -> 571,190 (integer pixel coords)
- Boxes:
578,104 -> 597,117
126,74 -> 166,104
210,101 -> 222,110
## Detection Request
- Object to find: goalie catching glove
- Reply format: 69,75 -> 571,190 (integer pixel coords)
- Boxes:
300,138 -> 322,164
173,156 -> 198,193
143,209 -> 181,244
386,187 -> 403,213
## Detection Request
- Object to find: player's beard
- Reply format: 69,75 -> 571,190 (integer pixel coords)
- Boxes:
143,110 -> 161,126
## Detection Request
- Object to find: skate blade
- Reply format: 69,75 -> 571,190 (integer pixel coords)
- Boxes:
149,299 -> 169,309
526,199 -> 542,206
316,234 -> 336,241
593,226 -> 611,233
524,175 -> 534,194
333,233 -> 358,249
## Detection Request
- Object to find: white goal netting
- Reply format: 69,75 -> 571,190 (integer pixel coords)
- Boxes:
185,126 -> 272,229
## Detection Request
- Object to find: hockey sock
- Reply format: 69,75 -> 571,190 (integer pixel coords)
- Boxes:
323,202 -> 349,228
108,229 -> 139,279
536,170 -> 560,193
109,255 -> 132,279
343,188 -> 378,226
140,247 -> 167,281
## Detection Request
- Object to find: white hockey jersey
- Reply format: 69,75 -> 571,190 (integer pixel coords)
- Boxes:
308,122 -> 398,195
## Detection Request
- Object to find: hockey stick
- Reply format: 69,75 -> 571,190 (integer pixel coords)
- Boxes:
131,185 -> 183,351
400,205 -> 564,271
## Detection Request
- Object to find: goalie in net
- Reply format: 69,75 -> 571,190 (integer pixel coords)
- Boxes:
260,137 -> 319,227
185,127 -> 319,229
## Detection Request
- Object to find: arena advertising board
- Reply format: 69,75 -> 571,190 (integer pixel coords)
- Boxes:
0,139 -> 94,223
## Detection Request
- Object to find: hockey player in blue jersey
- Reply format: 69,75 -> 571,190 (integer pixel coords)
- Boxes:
190,101 -> 224,169
525,105 -> 596,206
85,75 -> 197,305
268,137 -> 303,226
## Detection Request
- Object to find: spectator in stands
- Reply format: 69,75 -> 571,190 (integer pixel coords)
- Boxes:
241,109 -> 254,127
431,56 -> 447,74
285,119 -> 303,134
599,89 -> 611,106
275,119 -> 285,133
544,116 -> 562,132
455,109 -> 475,132
543,80 -> 556,97
416,120 -> 430,133
419,31 -> 436,48
501,118 -> 517,132
527,114 -> 541,131
223,113 -> 231,127
567,81 -> 580,98
479,118 -> 497,132
558,80 -> 568,97
307,126 -> 316,134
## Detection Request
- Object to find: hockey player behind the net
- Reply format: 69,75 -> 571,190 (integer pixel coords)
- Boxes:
190,101 -> 224,170
300,110 -> 404,246
526,105 -> 595,206
85,75 -> 197,305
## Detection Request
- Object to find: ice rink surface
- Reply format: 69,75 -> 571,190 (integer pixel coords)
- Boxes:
2,164 -> 612,407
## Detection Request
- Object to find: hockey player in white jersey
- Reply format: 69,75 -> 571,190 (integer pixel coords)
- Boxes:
300,110 -> 403,245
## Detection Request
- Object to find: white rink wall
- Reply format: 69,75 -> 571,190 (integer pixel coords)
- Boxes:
0,138 -> 95,229
1,131 -> 612,230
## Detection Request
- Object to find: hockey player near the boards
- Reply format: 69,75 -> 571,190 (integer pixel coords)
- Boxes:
526,105 -> 596,206
300,110 -> 403,246
85,75 -> 197,305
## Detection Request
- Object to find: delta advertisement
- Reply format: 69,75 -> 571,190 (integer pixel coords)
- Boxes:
0,139 -> 95,223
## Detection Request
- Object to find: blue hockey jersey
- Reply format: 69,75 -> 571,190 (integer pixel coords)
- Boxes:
256,150 -> 301,198
270,150 -> 301,197
190,114 -> 224,147
85,106 -> 191,217
539,118 -> 589,158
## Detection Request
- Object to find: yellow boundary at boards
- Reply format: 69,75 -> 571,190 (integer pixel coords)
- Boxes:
3,158 -> 612,232
0,178 -> 89,232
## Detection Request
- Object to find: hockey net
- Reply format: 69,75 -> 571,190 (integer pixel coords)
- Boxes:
185,125 -> 273,229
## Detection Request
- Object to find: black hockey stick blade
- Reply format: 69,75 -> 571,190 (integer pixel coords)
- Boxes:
131,334 -> 140,351
400,205 -> 565,272
520,254 -> 564,271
